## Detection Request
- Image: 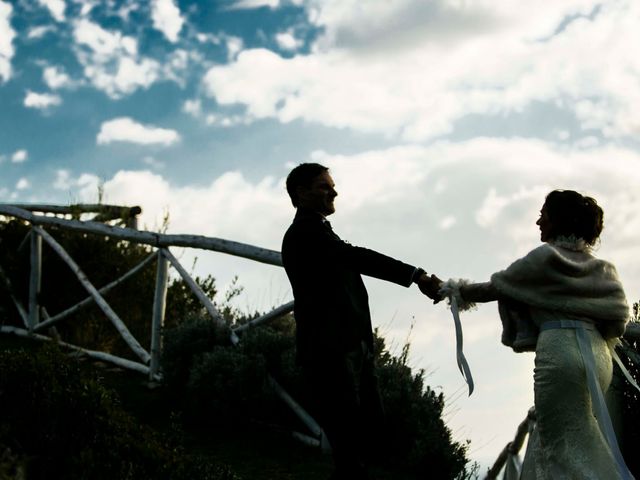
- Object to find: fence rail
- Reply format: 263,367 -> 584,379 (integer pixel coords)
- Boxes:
0,203 -> 327,450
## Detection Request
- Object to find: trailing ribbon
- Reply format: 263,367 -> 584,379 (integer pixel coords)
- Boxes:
450,295 -> 475,396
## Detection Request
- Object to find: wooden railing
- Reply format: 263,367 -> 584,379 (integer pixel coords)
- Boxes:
0,203 -> 328,451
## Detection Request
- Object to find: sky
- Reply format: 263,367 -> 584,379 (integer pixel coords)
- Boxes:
2,0 -> 640,473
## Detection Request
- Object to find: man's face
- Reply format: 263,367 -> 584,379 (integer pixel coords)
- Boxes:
297,171 -> 338,216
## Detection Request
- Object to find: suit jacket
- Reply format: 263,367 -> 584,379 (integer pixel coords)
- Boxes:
281,208 -> 416,366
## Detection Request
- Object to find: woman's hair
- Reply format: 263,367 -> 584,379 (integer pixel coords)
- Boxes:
543,190 -> 604,245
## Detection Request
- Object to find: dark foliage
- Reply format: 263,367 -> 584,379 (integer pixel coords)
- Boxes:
162,316 -> 476,479
617,301 -> 640,477
0,344 -> 239,479
374,335 -> 474,479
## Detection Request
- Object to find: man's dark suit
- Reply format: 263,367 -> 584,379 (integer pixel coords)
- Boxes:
281,207 -> 418,479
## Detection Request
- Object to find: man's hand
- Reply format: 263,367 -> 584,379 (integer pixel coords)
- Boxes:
416,273 -> 444,304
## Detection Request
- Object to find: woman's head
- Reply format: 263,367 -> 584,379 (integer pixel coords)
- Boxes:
537,190 -> 603,245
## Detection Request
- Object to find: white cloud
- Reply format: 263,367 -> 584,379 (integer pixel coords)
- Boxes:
225,35 -> 244,61
205,112 -> 254,128
27,25 -> 55,40
15,178 -> 30,190
142,156 -> 164,169
72,18 -> 160,98
225,0 -> 281,10
54,169 -> 72,190
182,99 -> 201,117
54,169 -> 104,192
202,0 -> 640,141
0,0 -> 15,83
24,90 -> 62,109
97,117 -> 180,146
196,32 -> 222,44
439,215 -> 457,230
38,0 -> 65,22
275,30 -> 303,51
43,65 -> 73,89
11,149 -> 27,163
151,0 -> 184,43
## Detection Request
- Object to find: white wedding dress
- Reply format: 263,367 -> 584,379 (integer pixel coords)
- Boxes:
519,313 -> 621,480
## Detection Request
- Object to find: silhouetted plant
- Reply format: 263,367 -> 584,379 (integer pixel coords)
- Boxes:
0,344 -> 239,479
162,315 -> 477,479
617,301 -> 640,477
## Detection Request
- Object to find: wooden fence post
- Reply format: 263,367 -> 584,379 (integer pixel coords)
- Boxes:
150,249 -> 169,380
28,229 -> 42,331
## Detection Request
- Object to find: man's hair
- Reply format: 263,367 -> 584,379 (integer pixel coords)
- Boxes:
286,163 -> 329,207
544,189 -> 604,245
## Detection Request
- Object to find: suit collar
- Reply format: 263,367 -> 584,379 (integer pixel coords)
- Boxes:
294,207 -> 327,223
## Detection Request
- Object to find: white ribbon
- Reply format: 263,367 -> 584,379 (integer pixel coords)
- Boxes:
450,295 -> 475,396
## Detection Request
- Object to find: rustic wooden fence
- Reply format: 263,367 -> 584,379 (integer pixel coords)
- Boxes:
0,203 -> 327,450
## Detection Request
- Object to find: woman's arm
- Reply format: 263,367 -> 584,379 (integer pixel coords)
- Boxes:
460,281 -> 500,303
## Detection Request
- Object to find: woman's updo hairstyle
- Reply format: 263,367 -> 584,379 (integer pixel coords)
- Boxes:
543,190 -> 604,245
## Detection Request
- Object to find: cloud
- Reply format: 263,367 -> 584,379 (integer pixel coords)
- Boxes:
53,169 -> 72,190
142,156 -> 165,169
27,25 -> 55,40
225,35 -> 244,61
439,215 -> 457,230
15,178 -> 30,190
151,0 -> 184,43
225,0 -> 281,10
182,99 -> 202,117
275,30 -> 303,51
205,112 -> 254,128
72,18 -> 160,98
43,65 -> 73,89
38,0 -> 65,22
0,0 -> 15,83
202,0 -> 640,141
24,90 -> 62,109
11,149 -> 27,163
97,117 -> 180,146
53,169 -> 101,192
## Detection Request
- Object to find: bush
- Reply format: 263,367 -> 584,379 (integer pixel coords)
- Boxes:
618,301 -> 640,477
374,334 -> 475,478
162,315 -> 476,479
0,344 -> 239,480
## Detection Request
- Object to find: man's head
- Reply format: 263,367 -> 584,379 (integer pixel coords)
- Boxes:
286,163 -> 338,216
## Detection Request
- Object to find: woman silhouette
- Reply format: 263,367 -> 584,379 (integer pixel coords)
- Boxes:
442,190 -> 632,479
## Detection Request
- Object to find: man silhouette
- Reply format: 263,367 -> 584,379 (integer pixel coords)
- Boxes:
281,163 -> 441,479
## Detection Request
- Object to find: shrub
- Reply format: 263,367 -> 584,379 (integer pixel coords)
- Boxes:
162,315 -> 476,479
0,344 -> 239,480
618,301 -> 640,477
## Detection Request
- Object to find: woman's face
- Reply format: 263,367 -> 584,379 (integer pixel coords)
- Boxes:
536,205 -> 553,242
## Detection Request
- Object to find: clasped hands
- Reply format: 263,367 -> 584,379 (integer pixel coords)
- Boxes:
416,272 -> 444,304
